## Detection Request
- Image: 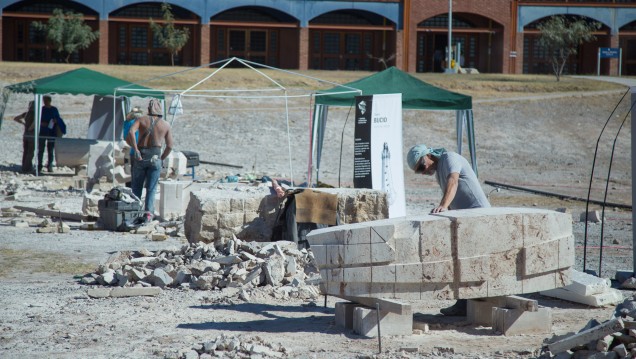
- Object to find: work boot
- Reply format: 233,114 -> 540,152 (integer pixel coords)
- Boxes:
143,212 -> 153,223
440,299 -> 467,316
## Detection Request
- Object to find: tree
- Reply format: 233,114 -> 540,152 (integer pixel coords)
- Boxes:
150,3 -> 190,66
537,15 -> 600,81
32,9 -> 99,64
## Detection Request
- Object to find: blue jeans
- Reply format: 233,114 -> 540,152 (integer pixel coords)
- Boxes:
131,148 -> 162,214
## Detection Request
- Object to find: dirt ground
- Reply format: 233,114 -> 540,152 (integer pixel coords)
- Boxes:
0,71 -> 635,359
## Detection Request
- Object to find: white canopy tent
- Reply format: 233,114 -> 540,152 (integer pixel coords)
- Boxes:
114,57 -> 361,185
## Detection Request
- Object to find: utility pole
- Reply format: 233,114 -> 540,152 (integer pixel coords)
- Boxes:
445,0 -> 453,73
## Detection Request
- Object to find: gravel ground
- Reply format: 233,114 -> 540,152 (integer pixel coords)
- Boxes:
0,77 -> 634,358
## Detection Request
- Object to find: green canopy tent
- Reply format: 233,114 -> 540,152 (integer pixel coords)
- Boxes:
311,66 -> 477,184
0,67 -> 163,176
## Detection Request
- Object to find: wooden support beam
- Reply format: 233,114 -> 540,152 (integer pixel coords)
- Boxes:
13,205 -> 96,222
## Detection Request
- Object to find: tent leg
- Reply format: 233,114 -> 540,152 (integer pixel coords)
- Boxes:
456,110 -> 465,155
466,110 -> 478,176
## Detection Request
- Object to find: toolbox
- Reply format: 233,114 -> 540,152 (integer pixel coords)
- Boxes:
180,150 -> 200,167
99,208 -> 144,231
98,199 -> 142,212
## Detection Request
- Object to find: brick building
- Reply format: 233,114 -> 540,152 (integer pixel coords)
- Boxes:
0,0 -> 634,75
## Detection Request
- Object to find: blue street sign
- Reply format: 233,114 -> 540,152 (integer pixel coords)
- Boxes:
600,48 -> 620,59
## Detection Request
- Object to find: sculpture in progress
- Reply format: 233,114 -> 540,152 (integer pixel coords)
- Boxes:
307,207 -> 573,302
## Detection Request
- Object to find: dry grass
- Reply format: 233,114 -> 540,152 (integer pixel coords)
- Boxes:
0,248 -> 96,278
0,61 -> 626,100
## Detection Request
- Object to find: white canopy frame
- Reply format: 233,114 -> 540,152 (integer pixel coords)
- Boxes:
112,57 -> 361,186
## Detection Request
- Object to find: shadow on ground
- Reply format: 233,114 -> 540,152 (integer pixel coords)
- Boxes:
178,302 -> 365,336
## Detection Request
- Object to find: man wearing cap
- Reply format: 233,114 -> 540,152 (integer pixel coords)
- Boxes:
406,144 -> 490,315
127,99 -> 174,221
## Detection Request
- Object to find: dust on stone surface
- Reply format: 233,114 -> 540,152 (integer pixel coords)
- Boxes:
0,76 -> 634,359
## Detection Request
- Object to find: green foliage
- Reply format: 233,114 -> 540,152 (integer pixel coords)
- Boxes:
538,16 -> 601,81
150,3 -> 190,66
32,9 -> 99,64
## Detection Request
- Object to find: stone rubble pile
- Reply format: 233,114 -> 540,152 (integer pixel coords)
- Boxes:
541,296 -> 636,358
162,334 -> 289,359
80,238 -> 322,301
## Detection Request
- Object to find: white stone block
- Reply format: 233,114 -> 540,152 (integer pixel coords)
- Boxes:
159,180 -> 191,220
562,269 -> 610,296
493,307 -> 552,335
353,305 -> 413,337
540,287 -> 624,307
335,301 -> 363,329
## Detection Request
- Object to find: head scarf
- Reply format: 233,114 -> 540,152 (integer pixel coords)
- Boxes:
406,144 -> 446,170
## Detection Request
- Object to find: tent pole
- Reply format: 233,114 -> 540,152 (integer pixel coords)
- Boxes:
467,110 -> 478,176
34,95 -> 41,177
112,91 -> 117,185
456,110 -> 463,155
307,97 -> 315,188
284,91 -> 294,186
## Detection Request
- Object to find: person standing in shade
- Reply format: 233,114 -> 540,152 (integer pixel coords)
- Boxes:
126,99 -> 173,222
123,106 -> 142,187
38,95 -> 66,173
13,101 -> 36,174
406,143 -> 490,316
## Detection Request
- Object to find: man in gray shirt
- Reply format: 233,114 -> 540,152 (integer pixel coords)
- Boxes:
406,144 -> 490,315
407,144 -> 490,213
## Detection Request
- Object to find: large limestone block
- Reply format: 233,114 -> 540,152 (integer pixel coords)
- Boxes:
185,188 -> 281,243
433,208 -> 524,258
308,207 -> 573,302
186,187 -> 389,244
